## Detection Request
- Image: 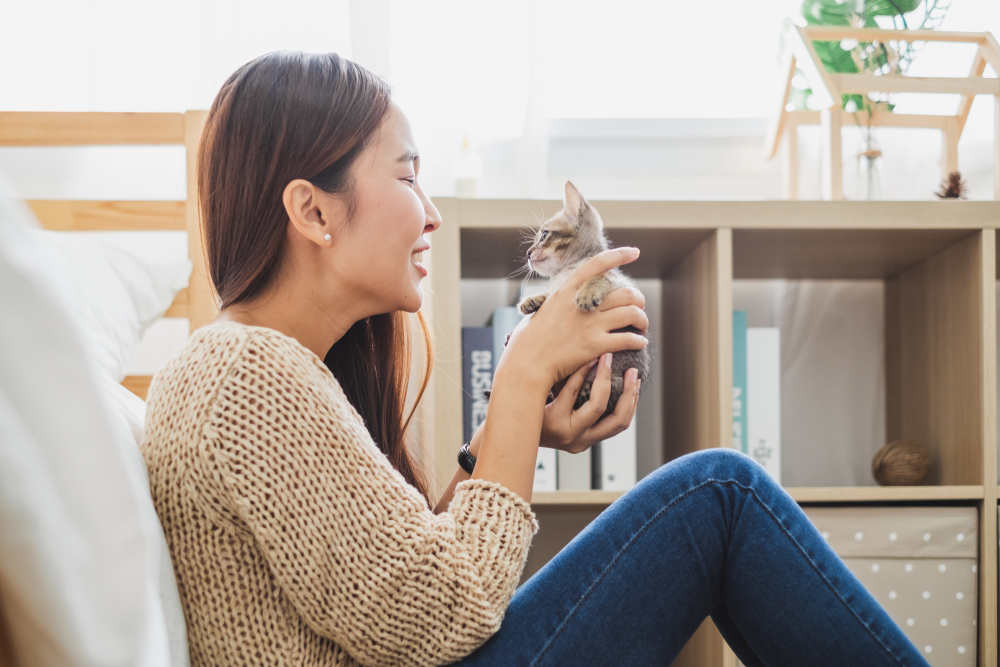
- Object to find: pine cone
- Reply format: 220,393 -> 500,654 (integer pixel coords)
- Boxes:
935,171 -> 967,199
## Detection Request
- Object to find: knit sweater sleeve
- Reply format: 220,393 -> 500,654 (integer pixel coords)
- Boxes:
197,330 -> 538,667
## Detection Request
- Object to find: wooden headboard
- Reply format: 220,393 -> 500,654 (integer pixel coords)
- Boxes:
0,111 -> 217,399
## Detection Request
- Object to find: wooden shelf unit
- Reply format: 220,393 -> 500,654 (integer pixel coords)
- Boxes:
426,197 -> 999,667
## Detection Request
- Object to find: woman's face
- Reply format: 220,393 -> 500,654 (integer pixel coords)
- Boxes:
329,103 -> 441,315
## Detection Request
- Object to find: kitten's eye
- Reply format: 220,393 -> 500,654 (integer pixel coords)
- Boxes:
540,231 -> 549,241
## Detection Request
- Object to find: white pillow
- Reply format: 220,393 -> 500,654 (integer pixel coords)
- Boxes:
0,181 -> 190,667
36,230 -> 191,382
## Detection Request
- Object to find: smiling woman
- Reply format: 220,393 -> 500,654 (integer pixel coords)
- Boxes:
196,51 -> 438,505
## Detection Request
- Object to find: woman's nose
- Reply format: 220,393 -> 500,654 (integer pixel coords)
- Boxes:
423,194 -> 442,233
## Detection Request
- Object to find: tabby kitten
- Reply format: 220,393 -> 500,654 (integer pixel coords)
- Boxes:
517,181 -> 649,419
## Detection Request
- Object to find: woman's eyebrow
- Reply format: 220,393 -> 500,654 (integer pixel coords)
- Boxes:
397,150 -> 419,163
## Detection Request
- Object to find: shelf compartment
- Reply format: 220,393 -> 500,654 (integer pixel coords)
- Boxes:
460,227 -> 714,279
732,228 -> 989,488
733,228 -> 976,280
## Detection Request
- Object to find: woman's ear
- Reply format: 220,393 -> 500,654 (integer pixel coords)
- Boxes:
282,179 -> 346,246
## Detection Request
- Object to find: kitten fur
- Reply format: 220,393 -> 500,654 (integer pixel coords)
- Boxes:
517,181 -> 649,419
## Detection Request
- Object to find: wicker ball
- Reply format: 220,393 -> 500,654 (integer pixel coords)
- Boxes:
872,440 -> 931,486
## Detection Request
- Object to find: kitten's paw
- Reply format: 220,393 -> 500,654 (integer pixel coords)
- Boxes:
519,293 -> 548,315
574,289 -> 604,312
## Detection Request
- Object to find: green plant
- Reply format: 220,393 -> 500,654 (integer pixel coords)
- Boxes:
789,0 -> 951,112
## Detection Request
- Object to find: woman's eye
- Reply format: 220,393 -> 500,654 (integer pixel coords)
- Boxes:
403,177 -> 416,187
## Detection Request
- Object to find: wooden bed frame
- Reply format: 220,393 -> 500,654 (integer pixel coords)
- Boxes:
0,111 -> 216,667
0,111 -> 217,399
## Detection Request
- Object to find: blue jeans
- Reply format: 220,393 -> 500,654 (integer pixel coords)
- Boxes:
456,448 -> 931,667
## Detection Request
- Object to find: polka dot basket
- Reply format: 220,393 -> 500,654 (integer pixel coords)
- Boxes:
802,506 -> 978,667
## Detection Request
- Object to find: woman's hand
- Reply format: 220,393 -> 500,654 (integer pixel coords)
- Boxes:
537,284 -> 646,453
539,353 -> 641,454
498,247 -> 649,390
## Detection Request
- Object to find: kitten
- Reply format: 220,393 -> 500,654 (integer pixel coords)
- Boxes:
515,181 -> 649,420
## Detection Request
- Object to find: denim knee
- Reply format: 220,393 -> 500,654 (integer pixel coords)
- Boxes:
668,447 -> 765,487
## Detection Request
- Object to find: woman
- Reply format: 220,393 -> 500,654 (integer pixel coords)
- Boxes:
142,51 -> 931,667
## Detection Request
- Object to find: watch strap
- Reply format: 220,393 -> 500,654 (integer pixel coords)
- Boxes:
457,442 -> 477,474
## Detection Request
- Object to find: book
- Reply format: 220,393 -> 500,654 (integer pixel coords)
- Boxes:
461,327 -> 493,443
592,419 -> 637,491
747,328 -> 781,483
491,306 -> 523,371
534,448 -> 557,492
732,311 -> 748,454
557,449 -> 591,491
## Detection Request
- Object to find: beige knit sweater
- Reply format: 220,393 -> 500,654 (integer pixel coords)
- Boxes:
141,322 -> 538,667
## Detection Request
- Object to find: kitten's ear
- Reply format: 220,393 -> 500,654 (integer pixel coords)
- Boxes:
563,181 -> 588,221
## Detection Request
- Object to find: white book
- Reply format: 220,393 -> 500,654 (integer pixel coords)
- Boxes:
491,306 -> 523,370
557,449 -> 591,491
597,419 -> 637,491
533,448 -> 557,492
747,328 -> 781,484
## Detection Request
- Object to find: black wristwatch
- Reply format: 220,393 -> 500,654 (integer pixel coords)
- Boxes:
458,442 -> 477,474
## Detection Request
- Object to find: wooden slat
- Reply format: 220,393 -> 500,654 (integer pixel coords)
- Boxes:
529,486 -> 986,506
780,122 -> 799,199
789,25 -> 838,110
956,48 -> 988,137
832,72 -> 1000,96
28,200 -> 186,231
763,43 -> 796,159
121,376 -> 152,401
163,289 -> 189,319
801,26 -> 989,44
976,228 -> 997,667
427,197 -> 463,498
787,485 -> 984,502
183,111 -> 217,331
530,491 -> 624,506
448,199 -> 1000,231
662,229 -> 731,466
821,107 -> 843,200
789,110 -> 951,129
0,112 -> 185,146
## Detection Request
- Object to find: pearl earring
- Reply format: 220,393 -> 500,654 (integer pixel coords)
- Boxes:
323,234 -> 331,242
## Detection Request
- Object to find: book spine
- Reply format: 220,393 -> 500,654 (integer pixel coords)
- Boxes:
732,311 -> 748,454
557,449 -> 591,491
597,420 -> 637,491
461,327 -> 493,443
747,328 -> 781,484
492,306 -> 524,370
591,443 -> 602,490
533,448 -> 558,492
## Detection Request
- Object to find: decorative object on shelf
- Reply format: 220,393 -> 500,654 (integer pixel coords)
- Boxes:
853,101 -> 888,200
871,440 -> 931,486
764,25 -> 1000,201
935,170 -> 968,200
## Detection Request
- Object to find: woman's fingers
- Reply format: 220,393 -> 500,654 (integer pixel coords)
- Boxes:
555,358 -> 597,409
583,368 -> 640,442
601,304 -> 648,334
597,286 -> 645,312
563,247 -> 639,292
579,352 -> 614,423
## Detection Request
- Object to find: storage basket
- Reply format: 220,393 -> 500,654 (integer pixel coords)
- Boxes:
801,506 -> 978,666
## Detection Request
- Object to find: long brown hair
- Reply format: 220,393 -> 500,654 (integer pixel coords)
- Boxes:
198,51 -> 434,507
